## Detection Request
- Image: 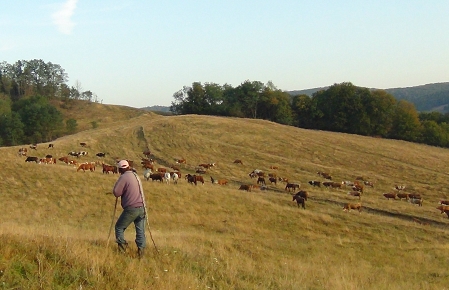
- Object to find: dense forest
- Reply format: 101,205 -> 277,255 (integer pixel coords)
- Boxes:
171,81 -> 449,148
0,59 -> 98,146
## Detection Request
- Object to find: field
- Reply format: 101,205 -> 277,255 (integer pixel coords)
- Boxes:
2,111 -> 449,289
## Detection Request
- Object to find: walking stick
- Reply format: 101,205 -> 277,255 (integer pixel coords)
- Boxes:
133,171 -> 159,254
106,197 -> 118,247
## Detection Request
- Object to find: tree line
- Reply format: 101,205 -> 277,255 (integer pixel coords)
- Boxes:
0,59 -> 99,146
171,81 -> 449,148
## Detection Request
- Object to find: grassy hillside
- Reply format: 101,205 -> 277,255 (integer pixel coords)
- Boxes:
2,111 -> 449,289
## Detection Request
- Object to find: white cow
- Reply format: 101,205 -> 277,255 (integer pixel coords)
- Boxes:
172,172 -> 179,184
143,169 -> 152,181
164,172 -> 171,184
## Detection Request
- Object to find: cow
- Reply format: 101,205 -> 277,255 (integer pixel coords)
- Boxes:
436,205 -> 449,213
347,191 -> 362,200
143,169 -> 152,180
79,151 -> 88,156
409,193 -> 421,200
103,164 -> 118,174
77,163 -> 95,172
217,179 -> 228,185
270,165 -> 279,170
25,156 -> 39,163
268,173 -> 277,178
176,158 -> 186,164
397,193 -> 410,201
170,171 -> 181,179
409,198 -> 423,206
285,183 -> 300,192
143,149 -> 151,157
157,168 -> 167,173
322,181 -> 334,188
172,172 -> 179,184
341,181 -> 354,187
331,182 -> 343,189
238,184 -> 252,192
149,173 -> 164,182
186,174 -> 204,185
394,185 -> 406,191
383,193 -> 397,200
352,184 -> 364,193
48,143 -> 54,149
343,203 -> 362,213
233,159 -> 243,165
80,142 -> 87,147
68,151 -> 81,157
268,177 -> 277,185
278,177 -> 289,183
292,195 -> 306,209
317,171 -> 332,180
199,163 -> 215,169
355,176 -> 367,181
18,147 -> 27,156
439,200 -> 449,206
364,181 -> 374,187
257,177 -> 266,186
96,152 -> 106,158
195,167 -> 207,174
308,180 -> 321,187
142,161 -> 154,170
164,172 -> 171,184
170,164 -> 181,171
29,144 -> 37,150
294,190 -> 309,201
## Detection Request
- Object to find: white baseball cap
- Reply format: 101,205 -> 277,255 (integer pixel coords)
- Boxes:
117,160 -> 129,168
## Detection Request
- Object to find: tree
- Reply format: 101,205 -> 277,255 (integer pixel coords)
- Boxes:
389,100 -> 421,141
291,94 -> 314,128
66,118 -> 78,134
235,80 -> 264,118
0,112 -> 25,146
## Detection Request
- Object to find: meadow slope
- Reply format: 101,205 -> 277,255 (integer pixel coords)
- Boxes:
2,113 -> 449,289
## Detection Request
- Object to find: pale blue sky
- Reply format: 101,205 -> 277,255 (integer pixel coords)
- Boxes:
1,1 -> 448,108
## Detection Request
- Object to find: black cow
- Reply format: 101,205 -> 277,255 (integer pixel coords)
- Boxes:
96,152 -> 106,157
25,156 -> 39,163
294,190 -> 309,201
292,195 -> 306,209
308,180 -> 321,187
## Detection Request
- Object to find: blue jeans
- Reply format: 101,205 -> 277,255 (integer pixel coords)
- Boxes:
115,207 -> 146,249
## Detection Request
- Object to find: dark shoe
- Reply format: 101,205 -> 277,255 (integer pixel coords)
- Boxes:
118,242 -> 128,253
137,248 -> 144,259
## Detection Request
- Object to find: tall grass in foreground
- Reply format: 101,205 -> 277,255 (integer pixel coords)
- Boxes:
1,113 -> 449,289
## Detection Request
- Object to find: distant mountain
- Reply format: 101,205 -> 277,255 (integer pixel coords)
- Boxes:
287,82 -> 449,113
141,105 -> 171,113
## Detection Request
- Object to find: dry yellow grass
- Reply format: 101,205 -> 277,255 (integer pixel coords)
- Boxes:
2,109 -> 449,289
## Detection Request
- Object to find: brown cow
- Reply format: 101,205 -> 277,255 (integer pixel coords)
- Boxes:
347,191 -> 362,200
285,183 -> 300,192
77,163 -> 95,172
383,193 -> 397,200
157,167 -> 167,173
397,193 -> 410,201
176,158 -> 187,164
257,177 -> 266,186
233,159 -> 243,165
352,184 -> 364,193
143,149 -> 151,157
103,164 -> 117,174
439,200 -> 449,206
80,142 -> 87,147
317,171 -> 332,180
436,205 -> 449,213
343,203 -> 362,213
186,174 -> 204,185
270,165 -> 279,170
331,182 -> 343,189
238,184 -> 252,192
409,193 -> 421,200
18,147 -> 28,156
268,177 -> 277,185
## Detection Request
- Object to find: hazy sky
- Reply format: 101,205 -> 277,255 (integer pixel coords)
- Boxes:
1,1 -> 448,108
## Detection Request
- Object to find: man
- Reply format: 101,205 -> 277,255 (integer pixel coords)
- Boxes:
113,160 -> 146,258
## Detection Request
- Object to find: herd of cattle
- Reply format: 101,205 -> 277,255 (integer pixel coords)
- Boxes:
17,143 -> 449,222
